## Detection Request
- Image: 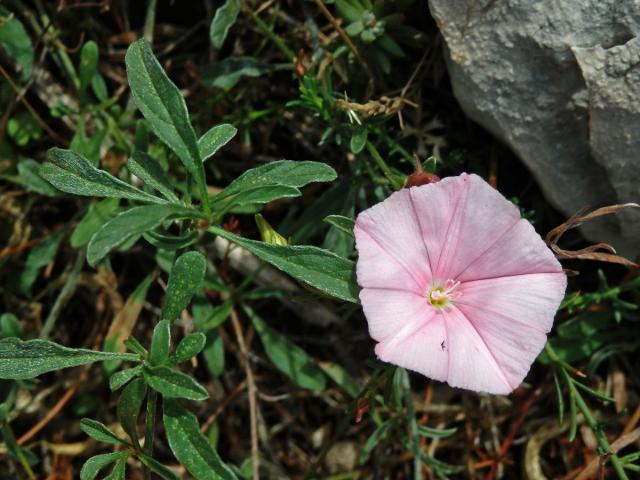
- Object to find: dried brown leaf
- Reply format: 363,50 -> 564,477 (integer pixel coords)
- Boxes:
546,203 -> 639,268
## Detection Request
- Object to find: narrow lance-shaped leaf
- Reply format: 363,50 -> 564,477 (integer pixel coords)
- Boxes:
212,160 -> 336,203
137,452 -> 180,480
209,226 -> 358,303
324,215 -> 355,237
125,40 -> 208,206
39,149 -> 164,204
117,378 -> 147,448
163,398 -> 237,480
162,251 -> 207,322
172,332 -> 206,364
78,40 -> 99,100
87,204 -> 202,267
198,124 -> 237,162
149,320 -> 171,365
80,419 -> 130,446
143,365 -> 209,401
210,0 -> 240,49
0,338 -> 138,380
0,6 -> 33,80
245,305 -> 326,391
80,451 -> 123,480
127,151 -> 180,203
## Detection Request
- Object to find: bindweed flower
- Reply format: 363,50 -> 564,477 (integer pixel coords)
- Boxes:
354,173 -> 567,395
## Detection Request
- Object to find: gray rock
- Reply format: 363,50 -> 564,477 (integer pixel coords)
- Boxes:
428,0 -> 640,256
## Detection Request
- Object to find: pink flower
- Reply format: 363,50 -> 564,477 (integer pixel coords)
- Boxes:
354,173 -> 567,395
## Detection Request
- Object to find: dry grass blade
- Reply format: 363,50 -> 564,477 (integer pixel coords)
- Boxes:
546,203 -> 640,268
575,427 -> 640,480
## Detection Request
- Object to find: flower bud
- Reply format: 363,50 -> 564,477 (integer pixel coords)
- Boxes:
255,214 -> 288,246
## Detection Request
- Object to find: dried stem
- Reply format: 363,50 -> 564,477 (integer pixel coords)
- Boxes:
230,307 -> 260,480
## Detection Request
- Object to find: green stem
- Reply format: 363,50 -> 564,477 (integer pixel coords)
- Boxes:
40,249 -> 84,339
242,2 -> 295,61
366,141 -> 402,189
142,390 -> 157,480
545,344 -> 629,480
399,369 -> 422,480
1,424 -> 35,480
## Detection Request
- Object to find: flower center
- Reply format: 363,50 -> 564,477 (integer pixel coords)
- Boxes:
427,279 -> 460,310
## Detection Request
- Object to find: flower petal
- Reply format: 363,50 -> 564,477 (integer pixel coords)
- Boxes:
374,311 -> 448,383
444,307 -> 514,394
410,174 -> 523,280
456,220 -> 563,282
456,273 -> 567,334
355,189 -> 431,292
360,288 -> 429,342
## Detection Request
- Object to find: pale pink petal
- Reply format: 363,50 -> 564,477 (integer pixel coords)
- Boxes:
456,273 -> 567,334
455,302 -> 549,389
355,189 -> 432,292
407,176 -> 462,280
444,307 -> 514,394
360,288 -> 429,342
375,311 -> 448,383
456,220 -> 563,283
411,174 -> 523,280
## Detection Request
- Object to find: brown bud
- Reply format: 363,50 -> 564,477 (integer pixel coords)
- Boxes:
405,156 -> 440,188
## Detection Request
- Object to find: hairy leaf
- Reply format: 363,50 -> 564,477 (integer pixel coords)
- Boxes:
39,149 -> 164,204
127,151 -> 179,203
209,226 -> 358,303
163,398 -> 237,479
198,124 -> 237,162
0,338 -> 138,379
80,451 -> 123,480
117,378 -> 147,447
80,419 -> 129,446
210,0 -> 240,49
149,320 -> 171,365
162,251 -> 207,322
143,365 -> 209,400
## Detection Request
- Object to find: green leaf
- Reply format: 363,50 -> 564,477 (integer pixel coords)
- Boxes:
80,418 -> 129,446
109,365 -> 143,391
218,185 -> 301,210
198,124 -> 237,162
209,226 -> 358,303
163,398 -> 237,480
201,57 -> 291,90
0,6 -> 33,80
18,229 -> 65,295
16,159 -> 60,196
350,127 -> 368,154
143,365 -> 209,400
117,378 -> 147,447
214,160 -> 336,202
0,313 -> 22,338
104,453 -> 128,480
172,333 -> 206,364
125,40 -> 207,202
149,320 -> 171,366
210,0 -> 241,49
80,451 -> 123,480
417,425 -> 458,439
360,417 -> 396,464
78,41 -> 99,99
144,229 -> 199,251
87,204 -> 201,266
319,361 -> 360,398
0,338 -> 138,379
127,151 -> 179,203
39,149 -> 164,204
162,251 -> 207,322
70,198 -> 120,248
323,214 -> 355,237
202,329 -> 225,377
245,305 -> 326,390
138,452 -> 180,480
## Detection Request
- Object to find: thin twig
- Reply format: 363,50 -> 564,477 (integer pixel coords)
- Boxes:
230,307 -> 260,480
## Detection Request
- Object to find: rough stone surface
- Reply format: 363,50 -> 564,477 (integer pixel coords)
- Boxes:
428,0 -> 640,256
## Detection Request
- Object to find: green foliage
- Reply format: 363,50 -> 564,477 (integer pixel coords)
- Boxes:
127,151 -> 180,203
210,226 -> 358,303
40,149 -> 165,204
245,305 -> 326,390
201,57 -> 291,89
163,398 -> 237,480
0,6 -> 33,80
0,338 -> 137,379
162,251 -> 207,322
143,365 -> 209,400
199,124 -> 237,162
210,0 -> 241,49
117,378 -> 147,447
